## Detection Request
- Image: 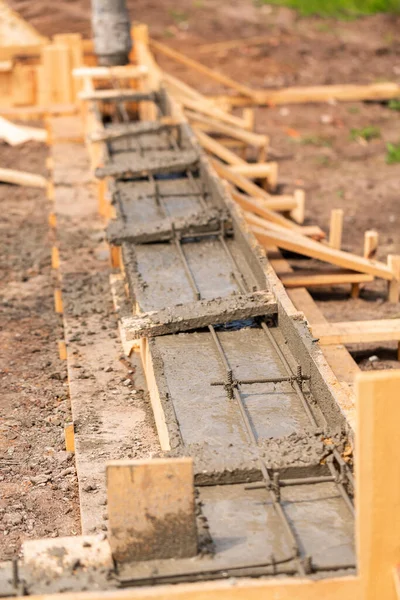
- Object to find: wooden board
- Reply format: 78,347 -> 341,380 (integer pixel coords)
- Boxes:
311,319 -> 400,345
252,226 -> 394,281
278,269 -> 374,288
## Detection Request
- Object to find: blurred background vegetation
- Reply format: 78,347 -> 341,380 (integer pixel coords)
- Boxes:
255,0 -> 400,17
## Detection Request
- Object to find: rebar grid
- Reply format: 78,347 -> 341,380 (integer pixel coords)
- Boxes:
105,90 -> 355,576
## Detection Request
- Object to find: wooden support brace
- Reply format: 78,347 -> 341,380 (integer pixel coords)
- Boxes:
387,255 -> 400,303
79,89 -> 157,103
311,318 -> 400,345
252,226 -> 394,281
329,209 -> 344,250
186,109 -> 268,147
193,127 -> 246,166
0,167 -> 47,189
356,371 -> 400,600
107,458 -> 197,563
244,210 -> 325,240
278,269 -> 373,289
364,230 -> 379,260
73,65 -> 148,80
150,39 -> 258,101
231,162 -> 278,191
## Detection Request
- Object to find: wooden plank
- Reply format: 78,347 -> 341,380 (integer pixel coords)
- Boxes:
11,63 -> 36,106
252,226 -> 394,281
193,127 -> 246,166
0,103 -> 78,120
244,210 -> 325,240
230,187 -> 302,232
150,39 -> 259,100
73,65 -> 148,80
209,82 -> 400,106
279,269 -> 374,289
13,575 -> 360,599
329,209 -> 343,250
53,34 -> 84,101
107,458 -> 197,562
122,291 -> 277,340
356,371 -> 400,600
0,167 -> 47,188
0,117 -> 47,145
186,109 -> 268,147
312,319 -> 400,345
213,159 -> 302,216
231,162 -> 278,191
181,96 -> 250,130
41,43 -> 73,105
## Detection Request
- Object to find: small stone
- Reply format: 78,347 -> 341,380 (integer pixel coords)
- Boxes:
368,355 -> 379,363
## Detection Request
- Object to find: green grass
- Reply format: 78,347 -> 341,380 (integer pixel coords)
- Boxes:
350,126 -> 381,141
388,98 -> 400,111
300,134 -> 333,147
386,142 -> 400,163
254,0 -> 400,17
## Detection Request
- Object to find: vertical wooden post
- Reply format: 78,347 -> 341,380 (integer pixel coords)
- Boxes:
41,44 -> 73,105
64,422 -> 75,452
329,208 -> 344,250
53,34 -> 84,101
107,458 -> 197,563
364,230 -> 379,259
12,64 -> 36,106
54,289 -> 63,314
290,189 -> 305,224
388,255 -> 400,303
356,370 -> 400,600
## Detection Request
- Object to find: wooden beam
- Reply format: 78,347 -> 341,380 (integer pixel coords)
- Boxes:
181,96 -> 250,130
186,109 -> 268,148
230,187 -> 303,232
329,209 -> 344,250
388,255 -> 400,303
41,43 -> 73,105
150,39 -> 259,100
107,458 -> 197,562
279,269 -> 374,289
208,82 -> 400,107
356,370 -> 400,600
231,162 -> 278,190
78,89 -> 156,103
13,576 -> 361,599
73,65 -> 148,80
364,230 -> 379,259
244,211 -> 325,240
311,319 -> 400,345
213,159 -> 303,217
193,127 -> 246,166
0,167 -> 47,188
252,226 -> 394,281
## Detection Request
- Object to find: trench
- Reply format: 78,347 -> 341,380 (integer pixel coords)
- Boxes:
100,91 -> 356,583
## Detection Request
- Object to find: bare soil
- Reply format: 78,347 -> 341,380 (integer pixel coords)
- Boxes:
1,0 -> 400,559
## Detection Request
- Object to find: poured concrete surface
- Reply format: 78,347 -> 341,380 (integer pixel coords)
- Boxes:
155,326 -> 317,446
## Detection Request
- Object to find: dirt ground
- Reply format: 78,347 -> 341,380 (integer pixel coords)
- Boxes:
1,0 -> 400,559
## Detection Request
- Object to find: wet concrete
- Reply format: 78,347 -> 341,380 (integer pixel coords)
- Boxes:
96,107 -> 356,581
122,291 -> 277,339
96,149 -> 199,180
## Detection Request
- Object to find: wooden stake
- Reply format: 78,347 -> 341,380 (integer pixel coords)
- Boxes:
107,458 -> 197,562
364,230 -> 379,259
356,370 -> 400,600
193,127 -> 246,166
329,209 -> 344,250
51,246 -> 60,269
64,422 -> 75,453
58,340 -> 67,361
388,255 -> 400,303
54,289 -> 63,314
